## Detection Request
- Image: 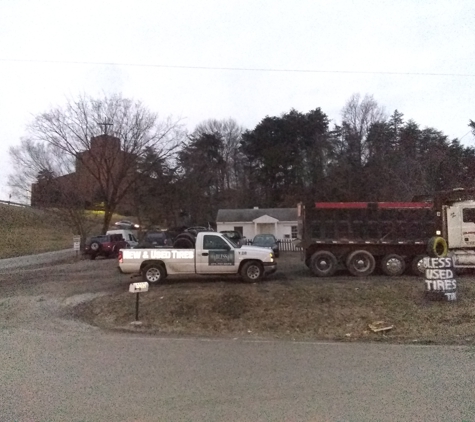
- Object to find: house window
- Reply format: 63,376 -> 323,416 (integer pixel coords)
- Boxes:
234,226 -> 243,235
291,225 -> 298,238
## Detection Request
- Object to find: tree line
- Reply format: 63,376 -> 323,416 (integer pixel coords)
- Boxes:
8,93 -> 475,236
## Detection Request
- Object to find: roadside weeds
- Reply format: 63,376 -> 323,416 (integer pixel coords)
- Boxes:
71,254 -> 475,345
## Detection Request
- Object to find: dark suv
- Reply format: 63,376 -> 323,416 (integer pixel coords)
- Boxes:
84,234 -> 129,260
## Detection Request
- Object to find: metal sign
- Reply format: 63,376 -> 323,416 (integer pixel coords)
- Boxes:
209,250 -> 235,266
129,282 -> 149,293
129,282 -> 149,323
73,235 -> 81,251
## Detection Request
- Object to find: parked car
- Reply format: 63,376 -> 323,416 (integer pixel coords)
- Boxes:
251,234 -> 280,258
114,220 -> 140,229
84,234 -> 129,260
220,230 -> 246,246
106,229 -> 139,248
137,230 -> 174,248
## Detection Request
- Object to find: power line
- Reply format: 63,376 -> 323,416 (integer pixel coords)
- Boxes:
1,58 -> 474,77
459,130 -> 475,142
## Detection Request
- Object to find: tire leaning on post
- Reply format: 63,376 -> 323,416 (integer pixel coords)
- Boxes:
427,236 -> 448,258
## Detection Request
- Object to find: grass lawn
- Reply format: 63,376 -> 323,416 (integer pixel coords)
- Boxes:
74,252 -> 475,344
0,204 -> 133,259
0,205 -> 73,258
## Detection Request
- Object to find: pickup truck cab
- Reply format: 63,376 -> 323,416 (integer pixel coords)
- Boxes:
118,231 -> 277,283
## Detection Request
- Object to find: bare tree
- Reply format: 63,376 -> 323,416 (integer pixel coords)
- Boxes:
8,139 -> 102,244
8,138 -> 73,202
11,94 -> 185,233
341,93 -> 387,164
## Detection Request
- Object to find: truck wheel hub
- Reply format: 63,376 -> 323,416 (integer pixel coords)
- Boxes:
355,259 -> 368,269
146,268 -> 160,282
247,266 -> 260,278
387,258 -> 403,271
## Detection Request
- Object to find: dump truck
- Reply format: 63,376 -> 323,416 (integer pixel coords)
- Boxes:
297,188 -> 475,277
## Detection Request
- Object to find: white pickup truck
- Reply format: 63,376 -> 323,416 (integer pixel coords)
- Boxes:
118,231 -> 277,283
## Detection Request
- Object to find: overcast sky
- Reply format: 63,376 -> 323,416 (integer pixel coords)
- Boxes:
1,0 -> 474,201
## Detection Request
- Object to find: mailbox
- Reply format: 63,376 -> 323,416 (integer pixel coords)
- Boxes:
129,282 -> 149,293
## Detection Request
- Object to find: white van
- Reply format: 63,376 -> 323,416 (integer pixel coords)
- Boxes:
106,229 -> 139,248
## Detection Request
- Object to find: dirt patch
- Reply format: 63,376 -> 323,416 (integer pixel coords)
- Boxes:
72,253 -> 475,344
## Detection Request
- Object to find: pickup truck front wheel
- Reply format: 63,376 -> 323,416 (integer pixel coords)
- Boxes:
142,264 -> 167,283
241,261 -> 264,283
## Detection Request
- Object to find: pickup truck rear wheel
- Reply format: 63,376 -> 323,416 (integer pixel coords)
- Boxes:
142,264 -> 167,283
241,261 -> 264,283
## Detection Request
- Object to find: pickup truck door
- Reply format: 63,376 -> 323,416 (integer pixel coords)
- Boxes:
196,234 -> 238,274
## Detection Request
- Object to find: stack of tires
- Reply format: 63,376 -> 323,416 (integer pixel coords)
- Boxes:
172,233 -> 196,248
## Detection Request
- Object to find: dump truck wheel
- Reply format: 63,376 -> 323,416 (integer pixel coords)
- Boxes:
346,250 -> 376,277
411,255 -> 427,276
381,254 -> 406,276
310,251 -> 337,277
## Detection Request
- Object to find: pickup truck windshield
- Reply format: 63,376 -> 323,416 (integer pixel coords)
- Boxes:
203,234 -> 239,249
225,237 -> 239,248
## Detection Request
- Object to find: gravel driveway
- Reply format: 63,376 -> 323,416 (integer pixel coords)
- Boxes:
0,257 -> 127,332
0,248 -> 78,272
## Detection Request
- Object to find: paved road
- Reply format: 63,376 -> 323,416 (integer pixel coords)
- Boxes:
1,329 -> 475,421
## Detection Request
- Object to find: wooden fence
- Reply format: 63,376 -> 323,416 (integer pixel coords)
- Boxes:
278,239 -> 302,252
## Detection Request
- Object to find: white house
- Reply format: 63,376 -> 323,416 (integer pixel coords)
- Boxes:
216,208 -> 298,240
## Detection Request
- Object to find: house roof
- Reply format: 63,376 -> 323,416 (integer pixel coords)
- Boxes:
216,208 -> 297,222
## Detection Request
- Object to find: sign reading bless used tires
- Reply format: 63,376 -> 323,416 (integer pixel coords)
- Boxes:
424,257 -> 457,301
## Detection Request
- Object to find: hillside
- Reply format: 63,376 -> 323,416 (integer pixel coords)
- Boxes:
0,204 -> 73,259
